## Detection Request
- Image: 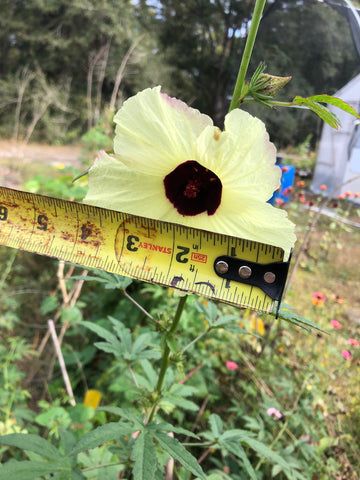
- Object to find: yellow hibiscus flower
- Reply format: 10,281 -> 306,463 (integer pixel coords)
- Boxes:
84,86 -> 296,258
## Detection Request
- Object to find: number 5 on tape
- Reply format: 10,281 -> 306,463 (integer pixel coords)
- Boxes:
0,187 -> 290,314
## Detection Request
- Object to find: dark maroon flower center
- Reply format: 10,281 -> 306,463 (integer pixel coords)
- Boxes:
163,160 -> 222,216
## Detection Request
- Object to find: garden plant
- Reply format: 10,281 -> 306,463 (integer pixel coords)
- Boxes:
0,0 -> 360,479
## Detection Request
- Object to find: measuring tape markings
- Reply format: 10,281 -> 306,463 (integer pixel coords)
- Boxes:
0,186 -> 286,313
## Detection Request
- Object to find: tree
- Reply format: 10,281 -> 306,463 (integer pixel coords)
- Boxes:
247,0 -> 359,146
0,0 -> 171,141
138,0 -> 257,126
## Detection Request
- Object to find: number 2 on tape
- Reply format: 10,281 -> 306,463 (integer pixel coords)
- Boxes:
0,186 -> 288,313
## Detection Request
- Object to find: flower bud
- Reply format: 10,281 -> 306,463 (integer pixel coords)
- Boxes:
257,73 -> 291,97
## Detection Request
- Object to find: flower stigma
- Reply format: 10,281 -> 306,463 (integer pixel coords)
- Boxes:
164,160 -> 222,216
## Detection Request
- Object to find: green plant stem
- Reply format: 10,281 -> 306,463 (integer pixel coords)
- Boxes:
181,327 -> 211,355
228,0 -> 267,112
147,295 -> 188,423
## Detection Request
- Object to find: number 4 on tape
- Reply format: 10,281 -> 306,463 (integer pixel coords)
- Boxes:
0,187 -> 291,315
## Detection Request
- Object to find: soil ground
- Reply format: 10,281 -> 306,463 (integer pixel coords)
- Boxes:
0,140 -> 82,188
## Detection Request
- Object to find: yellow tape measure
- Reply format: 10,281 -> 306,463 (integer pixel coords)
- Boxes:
0,186 -> 290,314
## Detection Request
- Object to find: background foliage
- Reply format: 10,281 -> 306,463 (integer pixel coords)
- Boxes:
1,0 -> 359,147
1,0 -> 360,478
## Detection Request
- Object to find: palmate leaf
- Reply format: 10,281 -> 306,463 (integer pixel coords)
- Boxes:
291,95 -> 360,129
130,431 -> 157,480
219,440 -> 257,480
0,461 -> 70,480
96,406 -> 144,427
209,414 -> 223,439
151,431 -> 206,480
307,95 -> 360,119
0,433 -> 61,461
69,266 -> 133,290
69,422 -> 134,456
146,421 -> 200,440
292,96 -> 340,128
241,436 -> 292,471
218,428 -> 292,472
194,300 -> 218,326
81,321 -> 118,346
276,305 -> 328,334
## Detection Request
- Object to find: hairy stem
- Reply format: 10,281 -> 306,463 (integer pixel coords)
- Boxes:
147,295 -> 188,423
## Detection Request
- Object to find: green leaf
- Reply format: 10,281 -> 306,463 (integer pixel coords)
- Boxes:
93,341 -> 121,356
220,440 -> 257,480
62,305 -> 82,323
39,296 -> 59,315
0,433 -> 61,461
212,314 -> 239,327
223,324 -> 256,335
277,306 -> 328,334
160,395 -> 199,412
140,359 -> 158,389
194,300 -> 218,326
307,95 -> 360,119
69,268 -> 132,290
131,431 -> 157,480
81,321 -> 118,345
58,428 -> 77,456
318,436 -> 338,454
109,317 -> 132,351
132,333 -> 154,355
69,422 -> 133,456
292,96 -> 340,129
209,414 -> 223,439
0,461 -> 68,480
146,422 -> 200,440
242,436 -> 291,470
165,333 -> 178,353
151,431 -> 206,480
220,429 -> 254,442
96,407 -> 144,428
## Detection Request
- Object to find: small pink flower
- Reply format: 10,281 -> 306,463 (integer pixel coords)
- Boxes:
354,192 -> 360,198
276,198 -> 285,206
330,320 -> 342,329
319,184 -> 327,191
300,434 -> 312,444
344,190 -> 352,197
338,194 -> 345,200
349,338 -> 359,347
226,361 -> 238,371
312,292 -> 326,307
267,407 -> 282,419
341,350 -> 352,360
296,181 -> 305,188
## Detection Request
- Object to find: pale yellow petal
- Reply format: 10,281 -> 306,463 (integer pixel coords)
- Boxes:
84,151 -> 173,218
113,87 -> 213,176
196,111 -> 280,201
207,199 -> 296,259
152,186 -> 295,259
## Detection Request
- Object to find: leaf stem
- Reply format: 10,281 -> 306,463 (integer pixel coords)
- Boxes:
147,295 -> 188,423
228,0 -> 267,112
181,327 -> 211,355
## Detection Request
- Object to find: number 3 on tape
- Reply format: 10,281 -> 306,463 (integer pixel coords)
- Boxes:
0,187 -> 290,314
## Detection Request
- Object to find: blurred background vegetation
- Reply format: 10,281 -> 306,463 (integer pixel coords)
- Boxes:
1,1 -> 360,478
0,0 -> 359,148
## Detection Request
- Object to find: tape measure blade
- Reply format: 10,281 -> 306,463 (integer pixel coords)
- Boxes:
0,186 -> 284,313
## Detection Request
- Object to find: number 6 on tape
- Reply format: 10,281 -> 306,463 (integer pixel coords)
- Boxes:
0,186 -> 290,314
